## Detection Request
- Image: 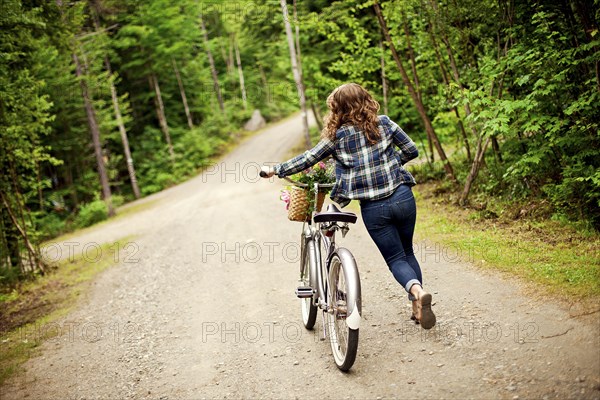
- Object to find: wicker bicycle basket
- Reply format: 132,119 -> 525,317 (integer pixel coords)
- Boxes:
288,186 -> 326,222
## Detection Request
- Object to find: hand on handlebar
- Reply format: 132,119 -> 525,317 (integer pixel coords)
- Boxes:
260,165 -> 275,178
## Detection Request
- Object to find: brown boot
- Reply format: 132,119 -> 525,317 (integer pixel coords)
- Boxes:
411,300 -> 420,324
417,292 -> 436,330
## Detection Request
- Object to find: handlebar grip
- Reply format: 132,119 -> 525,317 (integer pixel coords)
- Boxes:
259,170 -> 268,178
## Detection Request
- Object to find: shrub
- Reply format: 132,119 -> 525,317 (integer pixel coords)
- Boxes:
74,200 -> 108,228
111,194 -> 125,208
35,212 -> 66,240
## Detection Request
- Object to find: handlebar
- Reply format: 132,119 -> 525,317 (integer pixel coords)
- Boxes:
260,170 -> 334,189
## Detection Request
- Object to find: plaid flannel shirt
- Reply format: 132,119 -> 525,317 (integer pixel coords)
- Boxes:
274,115 -> 418,208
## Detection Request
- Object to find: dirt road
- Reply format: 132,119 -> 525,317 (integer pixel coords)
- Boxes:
3,114 -> 599,399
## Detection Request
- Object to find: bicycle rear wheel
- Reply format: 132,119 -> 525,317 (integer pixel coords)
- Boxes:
300,239 -> 317,330
327,253 -> 359,371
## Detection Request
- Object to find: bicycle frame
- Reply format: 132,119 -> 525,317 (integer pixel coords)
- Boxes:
295,180 -> 361,332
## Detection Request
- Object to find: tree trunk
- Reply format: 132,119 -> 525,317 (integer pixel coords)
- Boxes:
228,35 -> 235,77
491,136 -> 503,163
8,162 -> 35,272
100,62 -> 140,199
380,41 -> 389,115
218,37 -> 231,77
107,67 -> 141,198
402,14 -> 421,101
149,72 -> 175,161
310,102 -> 323,131
417,136 -> 434,170
1,191 -> 45,274
374,1 -> 456,181
293,0 -> 303,81
460,136 -> 491,205
427,18 -> 470,161
429,26 -> 450,86
429,0 -> 479,140
172,58 -> 194,129
37,161 -> 44,210
281,0 -> 311,149
73,51 -> 115,217
453,108 -> 472,161
233,35 -> 247,110
90,3 -> 142,199
403,14 -> 434,162
489,71 -> 505,164
7,160 -> 30,273
1,202 -> 21,272
64,162 -> 78,207
200,16 -> 225,113
258,64 -> 268,88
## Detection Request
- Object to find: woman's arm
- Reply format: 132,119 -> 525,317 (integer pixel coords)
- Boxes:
273,139 -> 335,177
385,116 -> 419,164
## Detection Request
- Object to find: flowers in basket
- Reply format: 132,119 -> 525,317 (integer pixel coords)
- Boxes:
280,159 -> 336,222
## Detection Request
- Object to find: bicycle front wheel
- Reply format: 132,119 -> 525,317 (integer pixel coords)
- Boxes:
300,239 -> 317,330
327,251 -> 360,371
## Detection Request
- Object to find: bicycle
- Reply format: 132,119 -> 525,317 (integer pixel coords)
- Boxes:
261,172 -> 362,371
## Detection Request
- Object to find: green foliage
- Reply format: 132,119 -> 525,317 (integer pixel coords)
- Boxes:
288,159 -> 336,187
543,163 -> 600,226
74,199 -> 109,228
461,5 -> 600,227
134,122 -> 227,196
34,212 -> 67,240
1,0 -> 63,278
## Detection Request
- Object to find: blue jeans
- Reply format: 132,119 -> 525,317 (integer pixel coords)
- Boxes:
360,184 -> 422,300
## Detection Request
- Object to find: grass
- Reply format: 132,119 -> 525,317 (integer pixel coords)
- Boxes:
413,182 -> 600,306
0,236 -> 135,386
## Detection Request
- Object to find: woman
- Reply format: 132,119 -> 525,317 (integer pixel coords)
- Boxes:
261,83 -> 436,329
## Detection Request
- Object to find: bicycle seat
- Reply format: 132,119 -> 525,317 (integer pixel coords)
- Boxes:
314,204 -> 357,224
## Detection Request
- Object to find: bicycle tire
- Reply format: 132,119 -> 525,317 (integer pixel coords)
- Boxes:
300,239 -> 318,330
327,252 -> 360,371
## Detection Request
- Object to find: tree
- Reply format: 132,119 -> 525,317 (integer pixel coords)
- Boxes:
233,35 -> 248,110
0,0 -> 61,277
200,15 -> 225,114
172,58 -> 195,129
281,0 -> 311,149
89,3 -> 141,198
374,0 -> 456,182
72,49 -> 115,216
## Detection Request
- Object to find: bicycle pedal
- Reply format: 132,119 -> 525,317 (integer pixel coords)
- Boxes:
295,286 -> 314,298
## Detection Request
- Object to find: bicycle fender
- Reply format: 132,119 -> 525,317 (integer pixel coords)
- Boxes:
335,248 -> 361,330
307,240 -> 319,302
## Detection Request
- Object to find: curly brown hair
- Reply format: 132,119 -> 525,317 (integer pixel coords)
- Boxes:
321,83 -> 381,144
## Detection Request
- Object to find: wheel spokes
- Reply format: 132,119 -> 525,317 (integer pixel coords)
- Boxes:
330,261 -> 349,356
325,254 -> 359,371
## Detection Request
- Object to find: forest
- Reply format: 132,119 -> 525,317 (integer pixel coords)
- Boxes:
1,0 -> 599,284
